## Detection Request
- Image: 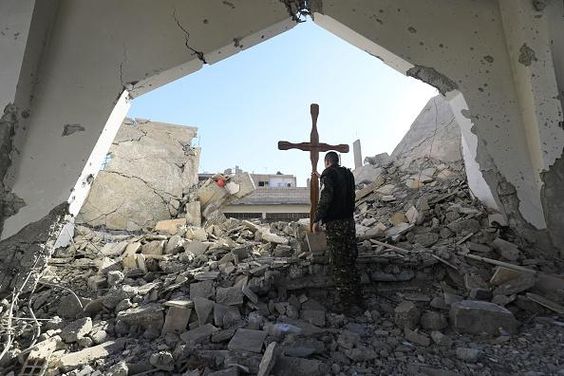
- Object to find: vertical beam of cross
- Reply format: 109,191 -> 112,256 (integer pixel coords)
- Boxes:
277,104 -> 349,231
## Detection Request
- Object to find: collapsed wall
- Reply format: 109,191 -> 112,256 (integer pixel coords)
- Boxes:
391,95 -> 462,168
76,118 -> 200,231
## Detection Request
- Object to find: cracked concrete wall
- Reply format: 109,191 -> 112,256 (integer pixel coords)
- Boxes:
77,118 -> 199,231
314,0 -> 564,253
1,0 -> 293,239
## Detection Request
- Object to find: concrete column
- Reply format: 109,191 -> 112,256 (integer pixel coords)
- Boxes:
353,139 -> 362,168
497,0 -> 564,252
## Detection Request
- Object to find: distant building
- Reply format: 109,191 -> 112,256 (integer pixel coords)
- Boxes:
222,187 -> 309,222
251,172 -> 296,188
198,168 -> 309,222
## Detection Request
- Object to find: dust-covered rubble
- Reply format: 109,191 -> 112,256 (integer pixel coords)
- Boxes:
1,159 -> 564,375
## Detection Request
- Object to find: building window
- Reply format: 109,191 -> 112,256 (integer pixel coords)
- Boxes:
225,212 -> 262,220
265,212 -> 309,222
258,181 -> 269,187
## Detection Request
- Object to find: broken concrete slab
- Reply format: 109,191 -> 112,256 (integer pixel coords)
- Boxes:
162,301 -> 192,334
185,201 -> 201,226
216,286 -> 244,306
57,340 -> 126,371
394,301 -> 420,330
190,280 -> 215,299
257,342 -> 278,376
227,328 -> 267,353
60,317 -> 92,343
181,323 -> 218,344
116,304 -> 164,332
155,218 -> 186,235
193,296 -> 214,325
450,300 -> 519,335
272,355 -> 330,376
492,238 -> 522,261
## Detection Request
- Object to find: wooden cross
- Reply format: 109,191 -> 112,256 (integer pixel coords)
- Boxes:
278,103 -> 349,231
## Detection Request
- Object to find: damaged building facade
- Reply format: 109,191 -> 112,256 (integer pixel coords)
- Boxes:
1,1 -> 564,290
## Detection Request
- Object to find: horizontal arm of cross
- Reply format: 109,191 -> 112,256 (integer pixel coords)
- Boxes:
278,141 -> 349,153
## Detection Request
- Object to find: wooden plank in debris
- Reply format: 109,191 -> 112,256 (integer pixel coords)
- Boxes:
526,293 -> 564,315
459,252 -> 537,274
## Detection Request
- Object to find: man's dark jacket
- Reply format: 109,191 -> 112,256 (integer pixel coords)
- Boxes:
314,164 -> 355,224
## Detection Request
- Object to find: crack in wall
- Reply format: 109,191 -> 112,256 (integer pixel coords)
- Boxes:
172,9 -> 207,64
105,170 -> 176,216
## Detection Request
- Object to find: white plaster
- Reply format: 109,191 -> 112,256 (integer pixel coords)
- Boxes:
0,0 -> 35,108
498,0 -> 564,172
314,13 -> 412,73
447,91 -> 499,210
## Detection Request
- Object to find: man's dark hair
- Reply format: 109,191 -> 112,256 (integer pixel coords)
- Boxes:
325,151 -> 339,166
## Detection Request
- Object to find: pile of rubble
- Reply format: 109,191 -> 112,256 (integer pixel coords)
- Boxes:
1,158 -> 564,376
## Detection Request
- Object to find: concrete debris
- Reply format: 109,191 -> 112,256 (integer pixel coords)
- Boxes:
1,157 -> 563,375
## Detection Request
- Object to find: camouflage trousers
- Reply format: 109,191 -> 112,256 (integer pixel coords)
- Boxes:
325,218 -> 362,307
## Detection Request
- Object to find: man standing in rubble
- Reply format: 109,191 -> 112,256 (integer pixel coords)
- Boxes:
313,151 -> 363,312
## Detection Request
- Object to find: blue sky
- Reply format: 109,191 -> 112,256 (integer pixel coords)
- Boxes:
129,21 -> 437,186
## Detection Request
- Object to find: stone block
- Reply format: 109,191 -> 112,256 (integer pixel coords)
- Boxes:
185,201 -> 201,226
141,240 -> 165,255
272,355 -> 329,376
420,311 -> 448,330
194,296 -> 214,325
404,328 -> 430,347
116,304 -> 164,332
243,284 -> 259,304
87,275 -> 107,292
216,286 -> 244,306
162,304 -> 192,334
227,328 -> 267,353
181,323 -> 218,344
61,317 -> 92,343
184,240 -> 209,256
258,342 -> 278,376
57,340 -> 126,371
490,267 -> 522,286
164,234 -> 185,254
190,280 -> 215,299
492,238 -> 521,261
456,347 -> 480,363
214,303 -> 242,328
100,241 -> 128,257
300,310 -> 326,327
261,231 -> 289,245
186,226 -> 208,241
155,218 -> 186,235
493,273 -> 536,296
394,301 -> 420,330
450,300 -> 519,335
